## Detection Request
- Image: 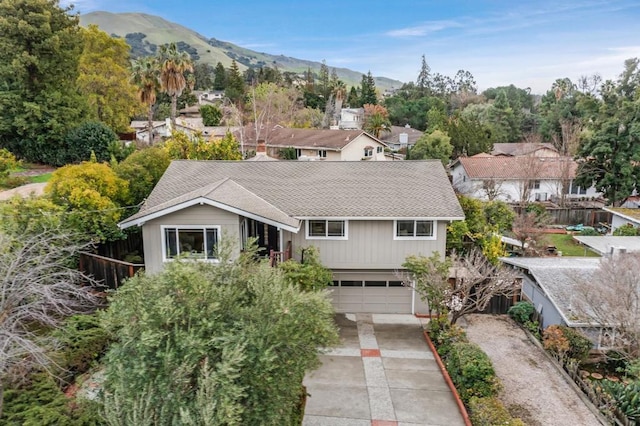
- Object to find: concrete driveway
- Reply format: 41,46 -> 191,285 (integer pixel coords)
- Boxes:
303,314 -> 465,426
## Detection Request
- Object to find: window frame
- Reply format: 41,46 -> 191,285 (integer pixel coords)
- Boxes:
376,146 -> 383,154
363,147 -> 374,157
393,219 -> 436,240
306,219 -> 348,240
161,225 -> 221,262
318,149 -> 327,158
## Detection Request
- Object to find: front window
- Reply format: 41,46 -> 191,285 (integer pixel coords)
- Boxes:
570,180 -> 587,195
307,219 -> 347,239
377,146 -> 383,154
364,147 -> 373,157
395,220 -> 435,239
163,226 -> 219,260
529,180 -> 541,189
318,149 -> 327,158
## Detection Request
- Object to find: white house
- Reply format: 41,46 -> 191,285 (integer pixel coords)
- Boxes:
451,154 -> 600,203
603,207 -> 640,234
339,108 -> 364,130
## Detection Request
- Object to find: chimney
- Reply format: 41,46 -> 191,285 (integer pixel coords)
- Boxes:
257,139 -> 266,153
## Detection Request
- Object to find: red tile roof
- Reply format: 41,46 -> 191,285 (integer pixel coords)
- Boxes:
458,156 -> 577,179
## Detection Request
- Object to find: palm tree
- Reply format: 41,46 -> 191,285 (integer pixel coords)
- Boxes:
158,43 -> 194,130
131,57 -> 160,145
364,112 -> 391,139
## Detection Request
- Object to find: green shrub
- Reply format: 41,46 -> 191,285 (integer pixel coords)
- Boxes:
63,121 -> 118,164
278,246 -> 332,291
430,320 -> 468,359
469,396 -> 526,426
613,223 -> 640,236
200,104 -> 222,126
601,380 -> 640,423
445,342 -> 501,403
579,227 -> 600,236
508,301 -> 535,324
559,326 -> 592,362
52,314 -> 112,381
114,147 -> 170,206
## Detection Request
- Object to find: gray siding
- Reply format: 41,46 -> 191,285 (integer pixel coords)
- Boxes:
284,220 -> 447,269
142,204 -> 240,274
521,277 -> 566,329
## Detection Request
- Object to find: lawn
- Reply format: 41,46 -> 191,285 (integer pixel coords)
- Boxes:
30,172 -> 52,183
542,233 -> 600,257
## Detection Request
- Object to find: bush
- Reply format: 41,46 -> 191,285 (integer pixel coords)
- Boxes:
445,342 -> 501,403
601,380 -> 640,423
559,326 -> 592,362
200,104 -> 222,126
469,396 -> 526,426
429,319 -> 468,359
52,314 -> 112,382
508,301 -> 535,324
579,227 -> 600,236
115,147 -> 170,206
613,223 -> 640,236
278,246 -> 332,292
543,325 -> 570,357
0,148 -> 19,181
63,121 -> 119,164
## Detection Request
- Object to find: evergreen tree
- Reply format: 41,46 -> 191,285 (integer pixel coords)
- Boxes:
225,60 -> 245,103
360,71 -> 377,105
0,0 -> 88,164
213,62 -> 226,90
318,60 -> 330,99
416,54 -> 431,93
347,86 -> 360,108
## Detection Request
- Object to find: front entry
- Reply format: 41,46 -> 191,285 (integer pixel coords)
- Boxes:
244,218 -> 279,256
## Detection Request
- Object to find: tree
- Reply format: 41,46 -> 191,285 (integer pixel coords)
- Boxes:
360,71 -> 377,105
0,229 -> 99,416
362,104 -> 391,139
63,121 -> 119,164
573,253 -> 640,360
131,56 -> 160,144
416,54 -> 432,94
101,246 -> 339,424
158,42 -> 194,129
408,130 -> 453,164
209,132 -> 242,160
511,211 -> 547,256
347,86 -> 360,108
225,60 -> 245,104
401,248 -> 519,325
200,104 -> 222,126
248,82 -> 301,141
162,131 -> 241,160
193,62 -> 214,90
77,25 -> 142,133
0,0 -> 88,164
46,161 -> 130,242
213,62 -> 227,90
115,147 -> 170,207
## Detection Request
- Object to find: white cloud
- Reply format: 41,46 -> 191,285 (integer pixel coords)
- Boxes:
385,20 -> 463,37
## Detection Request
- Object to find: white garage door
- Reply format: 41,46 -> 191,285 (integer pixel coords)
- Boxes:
329,277 -> 414,314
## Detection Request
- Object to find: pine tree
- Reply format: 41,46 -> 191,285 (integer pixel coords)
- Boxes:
360,72 -> 377,105
213,62 -> 226,90
417,54 -> 431,93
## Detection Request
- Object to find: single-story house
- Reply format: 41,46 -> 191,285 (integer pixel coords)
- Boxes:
240,127 -> 389,161
451,154 -> 600,203
573,235 -> 640,256
501,257 -> 620,350
119,160 -> 464,314
603,207 -> 640,234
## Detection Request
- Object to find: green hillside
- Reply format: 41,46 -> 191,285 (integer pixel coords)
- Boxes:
79,11 -> 403,91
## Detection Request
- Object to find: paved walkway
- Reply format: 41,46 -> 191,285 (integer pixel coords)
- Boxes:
303,314 -> 465,426
0,182 -> 46,200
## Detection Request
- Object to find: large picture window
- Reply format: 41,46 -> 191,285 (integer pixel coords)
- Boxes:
394,220 -> 435,239
307,219 -> 347,239
163,226 -> 219,261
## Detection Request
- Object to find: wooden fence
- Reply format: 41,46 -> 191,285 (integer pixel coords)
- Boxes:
512,205 -> 611,226
79,252 -> 144,290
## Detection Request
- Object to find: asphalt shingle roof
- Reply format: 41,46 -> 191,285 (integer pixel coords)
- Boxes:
121,160 -> 464,228
240,127 -> 383,150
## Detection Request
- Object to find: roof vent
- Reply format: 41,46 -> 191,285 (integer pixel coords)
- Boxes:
345,136 -> 350,141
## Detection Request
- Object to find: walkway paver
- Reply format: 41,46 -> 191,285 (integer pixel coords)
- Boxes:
303,314 -> 465,426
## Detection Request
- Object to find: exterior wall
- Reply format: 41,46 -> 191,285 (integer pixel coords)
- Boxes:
521,276 -> 565,329
340,134 -> 386,161
142,204 -> 240,274
283,220 -> 447,269
611,215 -> 636,234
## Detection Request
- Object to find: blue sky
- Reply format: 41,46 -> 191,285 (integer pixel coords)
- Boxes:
63,0 -> 640,93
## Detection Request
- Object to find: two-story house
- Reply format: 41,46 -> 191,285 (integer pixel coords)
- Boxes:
119,161 -> 464,314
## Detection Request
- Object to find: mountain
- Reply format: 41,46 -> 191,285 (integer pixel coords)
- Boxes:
79,12 -> 403,91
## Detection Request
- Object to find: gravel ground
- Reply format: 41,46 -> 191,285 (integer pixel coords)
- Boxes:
461,314 -> 604,426
0,182 -> 47,200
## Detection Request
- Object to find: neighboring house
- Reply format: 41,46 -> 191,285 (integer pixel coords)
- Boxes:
380,125 -> 424,151
242,127 -> 388,161
198,90 -> 225,103
244,141 -> 278,162
491,142 -> 559,157
132,117 -> 238,144
119,160 -> 464,314
603,207 -> 640,234
339,108 -> 364,130
451,155 -> 599,203
501,257 -> 619,350
573,235 -> 640,256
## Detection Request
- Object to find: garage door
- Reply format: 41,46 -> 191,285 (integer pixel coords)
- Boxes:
329,278 -> 413,314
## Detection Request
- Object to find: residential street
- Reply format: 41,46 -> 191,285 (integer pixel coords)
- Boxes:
462,314 -> 605,426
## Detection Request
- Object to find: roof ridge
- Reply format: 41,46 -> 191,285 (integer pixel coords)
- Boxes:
208,179 -> 294,220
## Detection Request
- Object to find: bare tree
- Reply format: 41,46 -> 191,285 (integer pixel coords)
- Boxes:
399,249 -> 519,325
447,249 -> 520,324
482,177 -> 506,201
573,253 -> 640,360
0,230 -> 100,416
511,211 -> 547,256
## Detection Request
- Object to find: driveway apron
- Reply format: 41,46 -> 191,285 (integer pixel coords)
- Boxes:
303,314 -> 465,426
